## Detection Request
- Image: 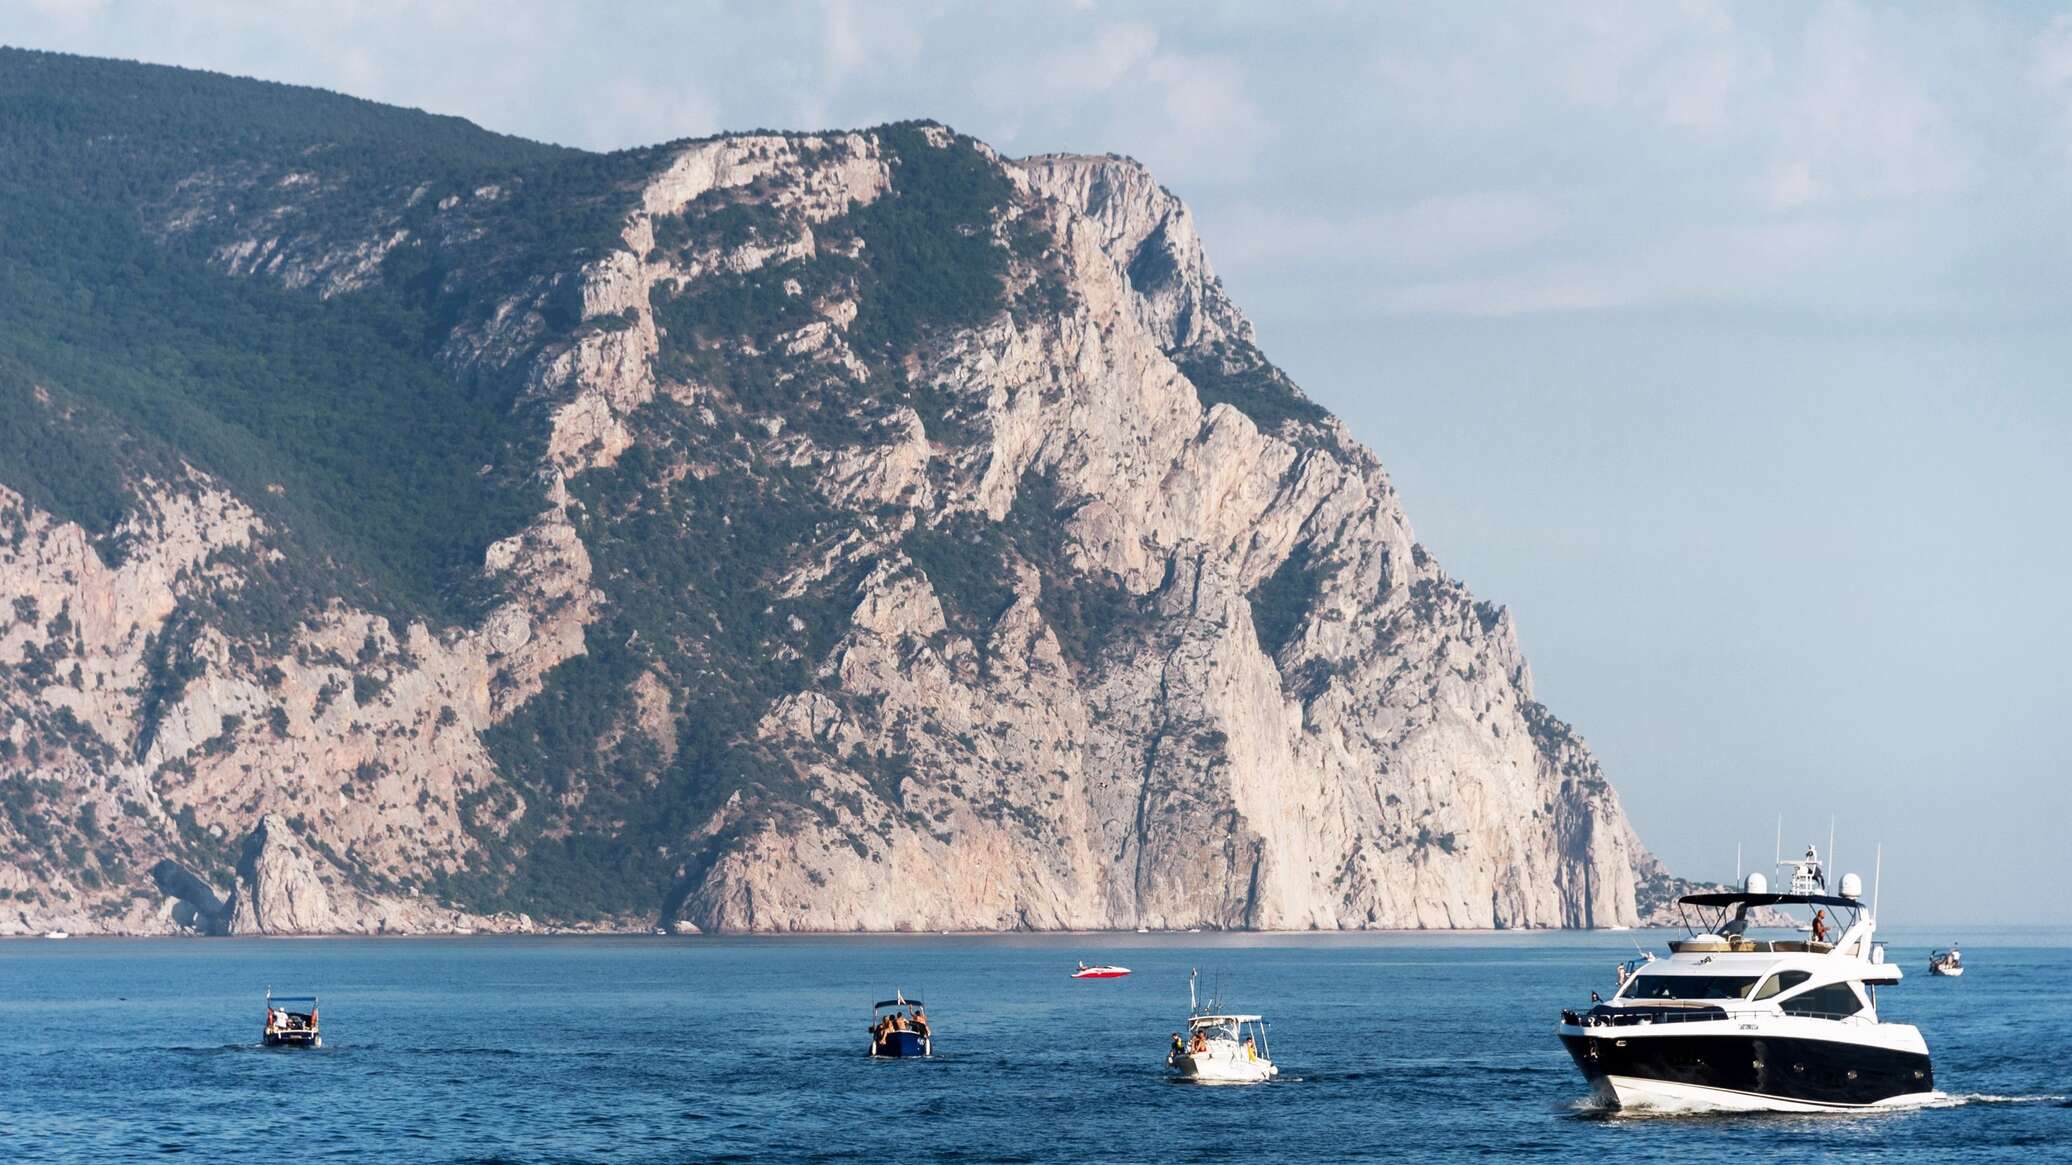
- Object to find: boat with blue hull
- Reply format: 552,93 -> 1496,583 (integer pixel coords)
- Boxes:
1558,847 -> 1935,1113
868,993 -> 932,1058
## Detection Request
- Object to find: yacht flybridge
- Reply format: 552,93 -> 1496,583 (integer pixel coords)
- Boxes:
1558,847 -> 1935,1113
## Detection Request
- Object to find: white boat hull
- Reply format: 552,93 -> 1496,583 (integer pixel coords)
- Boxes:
1595,1074 -> 1937,1114
1930,965 -> 1963,977
1168,1052 -> 1276,1084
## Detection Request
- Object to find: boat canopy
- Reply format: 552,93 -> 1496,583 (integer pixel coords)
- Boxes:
873,998 -> 923,1010
1678,891 -> 1859,909
267,996 -> 318,1003
1189,1014 -> 1262,1025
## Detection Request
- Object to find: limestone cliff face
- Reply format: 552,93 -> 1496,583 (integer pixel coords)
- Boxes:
670,147 -> 1646,932
0,67 -> 1670,935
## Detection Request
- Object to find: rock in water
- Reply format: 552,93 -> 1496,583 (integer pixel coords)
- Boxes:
0,50 -> 1696,933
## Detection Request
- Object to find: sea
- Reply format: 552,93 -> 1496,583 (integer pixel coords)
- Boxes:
1,928 -> 2063,1163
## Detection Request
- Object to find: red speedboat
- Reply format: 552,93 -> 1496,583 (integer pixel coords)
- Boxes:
1071,961 -> 1131,979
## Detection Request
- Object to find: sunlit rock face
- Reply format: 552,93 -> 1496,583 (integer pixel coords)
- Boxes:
0,51 -> 1666,934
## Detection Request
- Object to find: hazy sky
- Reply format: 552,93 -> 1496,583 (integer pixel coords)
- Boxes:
9,2 -> 2068,925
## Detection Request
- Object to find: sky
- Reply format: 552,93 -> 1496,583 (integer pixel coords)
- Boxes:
8,1 -> 2068,925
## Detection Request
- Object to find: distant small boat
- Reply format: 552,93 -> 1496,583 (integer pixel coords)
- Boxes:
43,930 -> 69,940
1166,970 -> 1276,1083
1071,962 -> 1131,979
868,992 -> 932,1058
263,990 -> 321,1049
1929,947 -> 1964,977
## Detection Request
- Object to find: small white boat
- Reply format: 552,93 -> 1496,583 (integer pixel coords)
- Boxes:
263,990 -> 321,1049
43,930 -> 69,940
1165,970 -> 1276,1084
1928,947 -> 1964,977
1071,961 -> 1130,979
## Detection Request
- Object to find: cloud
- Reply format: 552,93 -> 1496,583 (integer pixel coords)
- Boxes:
2034,14 -> 2072,89
1032,21 -> 1159,93
1758,1 -> 1971,209
1373,269 -> 1630,318
820,0 -> 925,87
1219,192 -> 1560,270
985,18 -> 1267,184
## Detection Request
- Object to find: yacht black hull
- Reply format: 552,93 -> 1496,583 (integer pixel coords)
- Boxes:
1560,1030 -> 1933,1112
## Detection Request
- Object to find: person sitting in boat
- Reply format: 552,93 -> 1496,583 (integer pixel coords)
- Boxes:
909,1008 -> 929,1038
1189,1031 -> 1208,1054
1811,909 -> 1829,943
1242,1036 -> 1257,1061
1170,1032 -> 1184,1059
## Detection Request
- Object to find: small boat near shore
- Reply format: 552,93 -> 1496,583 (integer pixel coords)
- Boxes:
263,991 -> 321,1049
1071,962 -> 1130,979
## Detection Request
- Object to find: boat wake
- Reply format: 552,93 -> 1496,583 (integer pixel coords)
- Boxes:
1564,1090 -> 2067,1120
1919,1093 -> 2067,1108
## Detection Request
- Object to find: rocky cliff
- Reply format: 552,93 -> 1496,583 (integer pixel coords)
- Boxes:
0,50 -> 1672,934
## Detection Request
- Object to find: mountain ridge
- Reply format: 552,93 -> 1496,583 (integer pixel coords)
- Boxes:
0,49 -> 1685,934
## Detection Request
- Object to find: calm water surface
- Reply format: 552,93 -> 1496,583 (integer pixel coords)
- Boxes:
1,929 -> 2064,1163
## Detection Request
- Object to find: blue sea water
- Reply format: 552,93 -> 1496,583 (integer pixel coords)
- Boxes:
0,928 -> 2064,1163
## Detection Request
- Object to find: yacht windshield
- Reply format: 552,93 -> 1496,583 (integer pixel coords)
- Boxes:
1624,974 -> 1760,1001
1752,970 -> 1812,1000
1779,982 -> 1864,1019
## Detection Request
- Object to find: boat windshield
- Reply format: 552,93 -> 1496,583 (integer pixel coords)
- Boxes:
1623,974 -> 1760,1001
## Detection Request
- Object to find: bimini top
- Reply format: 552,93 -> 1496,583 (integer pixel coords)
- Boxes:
267,996 -> 318,1003
873,998 -> 923,1010
1679,891 -> 1860,910
1188,1013 -> 1263,1025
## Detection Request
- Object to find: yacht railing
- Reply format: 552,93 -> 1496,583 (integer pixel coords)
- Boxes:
1666,938 -> 1835,955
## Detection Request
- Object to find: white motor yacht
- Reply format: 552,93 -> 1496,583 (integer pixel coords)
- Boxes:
1165,970 -> 1276,1084
1558,847 -> 1934,1113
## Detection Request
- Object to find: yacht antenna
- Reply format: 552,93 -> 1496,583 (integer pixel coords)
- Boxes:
1188,968 -> 1198,1014
1872,844 -> 1883,918
1735,842 -> 1742,883
1827,817 -> 1836,888
1774,815 -> 1782,869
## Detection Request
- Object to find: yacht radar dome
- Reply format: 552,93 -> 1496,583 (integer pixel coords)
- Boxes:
1743,871 -> 1768,894
1839,872 -> 1863,899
